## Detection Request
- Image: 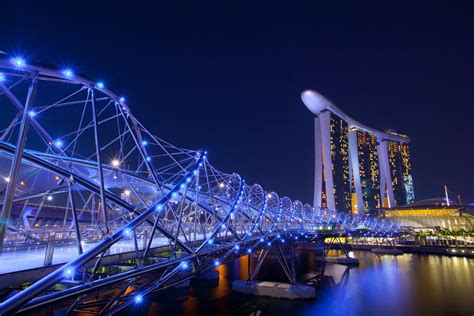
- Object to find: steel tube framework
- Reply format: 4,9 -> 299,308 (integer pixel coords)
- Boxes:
0,54 -> 400,315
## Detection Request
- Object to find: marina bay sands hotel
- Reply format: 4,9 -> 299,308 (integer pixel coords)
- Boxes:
301,90 -> 415,216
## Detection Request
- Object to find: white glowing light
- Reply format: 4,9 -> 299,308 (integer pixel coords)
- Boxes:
111,159 -> 120,167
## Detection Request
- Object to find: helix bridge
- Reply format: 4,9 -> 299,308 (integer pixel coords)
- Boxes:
0,54 -> 400,314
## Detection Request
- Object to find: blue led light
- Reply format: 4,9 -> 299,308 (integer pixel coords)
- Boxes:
28,110 -> 36,117
155,204 -> 163,211
96,81 -> 105,89
12,57 -> 25,67
54,140 -> 63,148
141,140 -> 148,146
146,156 -> 151,162
63,69 -> 74,78
0,73 -> 5,82
235,244 -> 240,250
180,261 -> 189,270
208,239 -> 214,245
119,97 -> 126,103
246,248 -> 252,254
124,228 -> 132,236
267,242 -> 271,247
134,295 -> 143,304
214,260 -> 221,266
65,267 -> 74,276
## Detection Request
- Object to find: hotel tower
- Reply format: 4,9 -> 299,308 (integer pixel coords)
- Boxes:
301,90 -> 415,215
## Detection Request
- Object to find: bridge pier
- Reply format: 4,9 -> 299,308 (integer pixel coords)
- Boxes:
315,236 -> 359,265
232,280 -> 315,299
232,242 -> 316,299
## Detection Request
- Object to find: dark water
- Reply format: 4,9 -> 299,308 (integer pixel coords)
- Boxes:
127,250 -> 474,316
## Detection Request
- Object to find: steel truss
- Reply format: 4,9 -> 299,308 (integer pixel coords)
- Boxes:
0,54 -> 400,315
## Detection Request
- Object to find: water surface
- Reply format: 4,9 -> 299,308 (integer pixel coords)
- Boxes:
125,250 -> 474,316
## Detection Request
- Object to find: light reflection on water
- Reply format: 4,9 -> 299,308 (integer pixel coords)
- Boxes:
123,250 -> 474,316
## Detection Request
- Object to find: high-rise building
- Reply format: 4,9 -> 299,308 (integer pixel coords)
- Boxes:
356,130 -> 381,215
301,90 -> 414,215
387,140 -> 415,206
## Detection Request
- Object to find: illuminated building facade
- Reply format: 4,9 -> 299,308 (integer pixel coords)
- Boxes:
302,90 -> 414,215
356,131 -> 381,215
388,141 -> 415,205
330,114 -> 352,212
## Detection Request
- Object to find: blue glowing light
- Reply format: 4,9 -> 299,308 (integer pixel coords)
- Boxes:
267,242 -> 271,247
65,267 -> 74,276
63,69 -> 74,78
155,204 -> 163,211
134,295 -> 143,304
54,140 -> 63,148
146,156 -> 151,162
214,260 -> 221,267
208,239 -> 214,245
96,81 -> 105,89
246,248 -> 252,254
235,245 -> 240,250
141,140 -> 148,146
259,238 -> 264,242
119,97 -> 126,103
0,73 -> 5,82
124,228 -> 132,236
180,261 -> 189,270
28,110 -> 36,117
12,57 -> 25,67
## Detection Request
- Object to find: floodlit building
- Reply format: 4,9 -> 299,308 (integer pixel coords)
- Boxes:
383,198 -> 474,231
301,90 -> 415,215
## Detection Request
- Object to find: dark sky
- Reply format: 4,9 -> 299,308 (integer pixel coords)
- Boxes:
2,1 -> 474,203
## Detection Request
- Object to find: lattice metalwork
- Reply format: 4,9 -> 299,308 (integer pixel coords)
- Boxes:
0,54 -> 399,314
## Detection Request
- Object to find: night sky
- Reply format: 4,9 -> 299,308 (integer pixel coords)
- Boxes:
2,1 -> 473,203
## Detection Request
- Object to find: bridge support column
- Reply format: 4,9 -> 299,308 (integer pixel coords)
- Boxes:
316,236 -> 359,265
232,243 -> 315,299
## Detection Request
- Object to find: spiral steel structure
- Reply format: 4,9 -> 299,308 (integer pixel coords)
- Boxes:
0,54 -> 399,314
